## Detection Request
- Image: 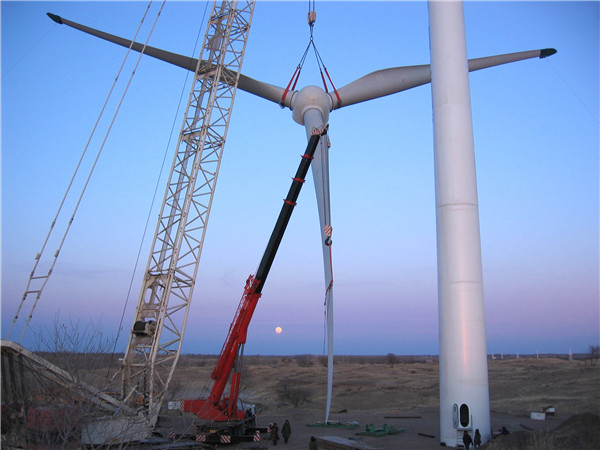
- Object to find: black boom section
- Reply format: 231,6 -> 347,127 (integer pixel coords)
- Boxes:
254,127 -> 327,294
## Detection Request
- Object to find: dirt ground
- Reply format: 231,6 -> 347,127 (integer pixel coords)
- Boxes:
167,355 -> 599,449
3,354 -> 598,449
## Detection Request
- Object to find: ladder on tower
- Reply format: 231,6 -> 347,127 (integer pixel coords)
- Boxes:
120,0 -> 255,427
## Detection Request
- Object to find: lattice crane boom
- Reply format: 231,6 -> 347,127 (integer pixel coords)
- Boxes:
120,0 -> 255,425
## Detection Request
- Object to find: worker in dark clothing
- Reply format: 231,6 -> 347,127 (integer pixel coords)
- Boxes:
309,436 -> 318,450
271,422 -> 279,445
474,429 -> 482,448
463,430 -> 473,450
282,419 -> 292,444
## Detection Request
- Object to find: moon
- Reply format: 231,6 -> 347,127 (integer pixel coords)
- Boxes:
275,326 -> 282,334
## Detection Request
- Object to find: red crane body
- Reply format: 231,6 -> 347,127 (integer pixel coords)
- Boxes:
181,128 -> 327,439
182,277 -> 261,422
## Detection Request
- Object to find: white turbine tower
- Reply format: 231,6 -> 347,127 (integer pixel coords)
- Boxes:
47,5 -> 556,432
429,1 -> 489,445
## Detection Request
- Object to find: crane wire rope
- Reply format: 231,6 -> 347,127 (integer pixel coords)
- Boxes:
546,59 -> 598,122
6,0 -> 165,344
1,27 -> 54,79
107,0 -> 211,381
281,2 -> 340,108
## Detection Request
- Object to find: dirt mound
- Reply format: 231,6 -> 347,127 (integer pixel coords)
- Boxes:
483,430 -> 532,450
553,412 -> 599,448
483,413 -> 599,450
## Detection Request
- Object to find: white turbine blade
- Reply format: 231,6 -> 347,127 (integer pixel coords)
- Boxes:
333,48 -> 556,109
468,48 -> 556,72
236,76 -> 288,106
47,13 -> 287,106
334,64 -> 432,109
303,109 -> 334,424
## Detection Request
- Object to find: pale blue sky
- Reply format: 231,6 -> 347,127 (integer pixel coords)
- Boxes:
2,1 -> 598,355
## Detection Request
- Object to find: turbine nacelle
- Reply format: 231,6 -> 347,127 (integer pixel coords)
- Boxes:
290,85 -> 333,125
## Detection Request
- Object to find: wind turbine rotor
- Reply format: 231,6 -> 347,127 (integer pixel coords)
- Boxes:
47,12 -> 555,115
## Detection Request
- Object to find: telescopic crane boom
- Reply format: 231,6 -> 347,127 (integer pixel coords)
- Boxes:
183,127 -> 327,427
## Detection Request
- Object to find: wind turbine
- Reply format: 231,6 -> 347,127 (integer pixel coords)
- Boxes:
46,6 -> 555,428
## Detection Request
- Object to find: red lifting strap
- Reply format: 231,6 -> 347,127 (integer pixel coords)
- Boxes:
291,68 -> 302,91
320,70 -> 328,93
324,66 -> 341,108
284,199 -> 297,206
292,177 -> 306,183
281,65 -> 301,106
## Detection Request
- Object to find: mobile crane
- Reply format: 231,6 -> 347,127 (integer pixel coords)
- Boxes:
181,126 -> 327,444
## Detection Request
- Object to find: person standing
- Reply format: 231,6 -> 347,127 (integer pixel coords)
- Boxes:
282,419 -> 291,444
271,422 -> 279,446
463,430 -> 473,450
309,436 -> 318,450
474,429 -> 482,448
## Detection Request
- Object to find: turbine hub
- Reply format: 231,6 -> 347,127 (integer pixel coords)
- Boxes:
291,85 -> 332,125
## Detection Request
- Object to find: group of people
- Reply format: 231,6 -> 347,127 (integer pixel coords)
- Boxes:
462,429 -> 482,449
268,420 -> 482,448
268,419 -> 292,445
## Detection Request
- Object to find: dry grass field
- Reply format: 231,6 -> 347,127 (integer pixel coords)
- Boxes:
2,353 -> 598,449
168,354 -> 599,449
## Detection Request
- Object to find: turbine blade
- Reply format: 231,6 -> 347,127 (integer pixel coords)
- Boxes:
237,76 -> 288,107
334,64 -> 431,109
467,48 -> 557,71
46,13 -> 287,106
302,111 -> 334,424
333,48 -> 557,109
